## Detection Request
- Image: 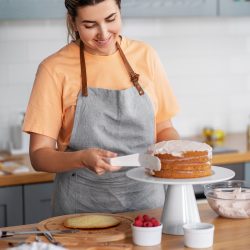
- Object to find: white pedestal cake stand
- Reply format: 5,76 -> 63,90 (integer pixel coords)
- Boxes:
126,166 -> 235,235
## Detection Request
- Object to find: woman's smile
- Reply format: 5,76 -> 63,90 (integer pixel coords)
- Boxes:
94,36 -> 112,47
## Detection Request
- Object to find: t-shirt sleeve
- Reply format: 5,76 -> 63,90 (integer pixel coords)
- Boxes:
22,63 -> 62,140
151,48 -> 179,124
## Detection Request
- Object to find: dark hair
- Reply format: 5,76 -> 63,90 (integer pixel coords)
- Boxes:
65,0 -> 121,40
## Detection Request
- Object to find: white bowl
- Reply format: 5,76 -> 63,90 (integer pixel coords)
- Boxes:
131,223 -> 163,246
183,223 -> 214,249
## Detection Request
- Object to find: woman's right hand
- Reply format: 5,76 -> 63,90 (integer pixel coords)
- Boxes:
80,148 -> 120,175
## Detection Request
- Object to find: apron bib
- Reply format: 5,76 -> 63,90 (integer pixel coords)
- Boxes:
52,41 -> 165,215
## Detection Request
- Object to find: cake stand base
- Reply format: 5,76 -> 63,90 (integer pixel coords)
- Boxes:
162,184 -> 200,235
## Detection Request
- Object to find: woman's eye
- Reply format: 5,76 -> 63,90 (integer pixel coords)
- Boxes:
106,18 -> 116,22
84,25 -> 96,29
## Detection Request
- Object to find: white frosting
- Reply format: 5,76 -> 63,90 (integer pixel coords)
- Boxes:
208,188 -> 250,218
214,187 -> 250,200
148,140 -> 212,157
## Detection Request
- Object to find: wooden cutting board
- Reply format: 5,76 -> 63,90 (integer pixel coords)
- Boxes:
36,213 -> 133,247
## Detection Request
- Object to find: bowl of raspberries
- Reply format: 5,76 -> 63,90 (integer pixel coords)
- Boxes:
131,214 -> 163,246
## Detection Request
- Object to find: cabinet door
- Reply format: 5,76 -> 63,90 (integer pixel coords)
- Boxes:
245,162 -> 250,182
121,0 -> 217,17
24,182 -> 54,224
220,163 -> 245,180
219,0 -> 250,16
0,186 -> 23,227
0,0 -> 65,20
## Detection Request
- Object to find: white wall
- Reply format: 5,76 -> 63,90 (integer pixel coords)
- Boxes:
0,17 -> 250,150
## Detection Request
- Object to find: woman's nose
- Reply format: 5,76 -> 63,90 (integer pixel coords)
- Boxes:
97,25 -> 109,39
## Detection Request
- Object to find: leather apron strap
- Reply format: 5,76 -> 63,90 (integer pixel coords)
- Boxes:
116,42 -> 144,95
80,41 -> 88,96
79,40 -> 144,96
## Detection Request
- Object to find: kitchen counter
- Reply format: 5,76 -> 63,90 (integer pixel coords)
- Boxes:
0,202 -> 250,249
0,152 -> 55,187
187,132 -> 250,165
1,132 -> 250,187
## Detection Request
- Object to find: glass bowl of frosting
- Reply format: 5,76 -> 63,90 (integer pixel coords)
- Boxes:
204,180 -> 250,219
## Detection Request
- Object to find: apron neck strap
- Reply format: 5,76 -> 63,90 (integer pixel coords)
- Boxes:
116,41 -> 144,96
80,41 -> 88,96
79,39 -> 144,96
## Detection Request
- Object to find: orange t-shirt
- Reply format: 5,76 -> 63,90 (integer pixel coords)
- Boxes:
23,37 -> 179,151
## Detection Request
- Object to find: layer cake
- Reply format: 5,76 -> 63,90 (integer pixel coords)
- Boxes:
149,140 -> 212,179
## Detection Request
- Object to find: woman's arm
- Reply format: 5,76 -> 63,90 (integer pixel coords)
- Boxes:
29,133 -> 120,175
156,120 -> 180,142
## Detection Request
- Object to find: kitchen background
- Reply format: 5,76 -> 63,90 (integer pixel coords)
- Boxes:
1,0 -> 250,228
0,0 -> 250,152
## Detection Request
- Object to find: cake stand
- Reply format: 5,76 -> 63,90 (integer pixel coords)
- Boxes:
126,166 -> 235,235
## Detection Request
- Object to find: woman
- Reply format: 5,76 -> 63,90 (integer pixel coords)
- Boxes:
23,0 -> 180,215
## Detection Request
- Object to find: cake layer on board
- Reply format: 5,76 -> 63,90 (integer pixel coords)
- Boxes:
64,214 -> 120,229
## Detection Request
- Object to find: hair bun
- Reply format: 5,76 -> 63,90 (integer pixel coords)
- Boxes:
65,0 -> 78,10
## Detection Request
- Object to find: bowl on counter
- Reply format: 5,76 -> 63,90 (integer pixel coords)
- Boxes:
131,223 -> 163,246
183,222 -> 214,248
131,214 -> 162,246
204,180 -> 250,219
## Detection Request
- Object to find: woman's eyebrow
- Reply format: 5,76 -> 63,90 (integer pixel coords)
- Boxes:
105,13 -> 117,19
81,12 -> 117,23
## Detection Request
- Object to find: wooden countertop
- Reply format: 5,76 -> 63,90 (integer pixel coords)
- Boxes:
1,132 -> 250,187
0,202 -> 250,249
0,152 -> 55,187
186,132 -> 250,165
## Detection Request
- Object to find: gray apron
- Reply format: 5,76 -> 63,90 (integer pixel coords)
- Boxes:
52,41 -> 165,215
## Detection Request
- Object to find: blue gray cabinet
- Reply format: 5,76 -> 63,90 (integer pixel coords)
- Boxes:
121,0 -> 217,17
194,163 -> 245,199
0,0 -> 217,19
1,0 -> 249,19
221,163 -> 245,180
0,186 -> 23,227
0,182 -> 54,227
245,162 -> 250,182
24,182 -> 54,224
219,0 -> 250,16
0,0 -> 66,20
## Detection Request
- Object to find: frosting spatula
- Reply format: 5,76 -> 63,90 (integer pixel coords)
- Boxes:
107,153 -> 161,171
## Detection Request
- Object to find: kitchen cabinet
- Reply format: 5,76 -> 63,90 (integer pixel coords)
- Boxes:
194,162 -> 245,199
219,0 -> 250,16
0,0 -> 250,19
0,182 -> 54,227
220,163 -> 245,180
0,186 -> 23,227
24,182 -> 54,224
0,0 -> 217,20
1,203 -> 250,250
245,162 -> 250,182
121,0 -> 217,17
0,0 -> 66,20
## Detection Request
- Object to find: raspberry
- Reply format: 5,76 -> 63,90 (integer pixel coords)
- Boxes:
148,217 -> 161,227
143,214 -> 150,222
134,220 -> 143,227
135,214 -> 143,222
152,220 -> 160,227
133,214 -> 160,227
150,217 -> 157,223
143,221 -> 153,227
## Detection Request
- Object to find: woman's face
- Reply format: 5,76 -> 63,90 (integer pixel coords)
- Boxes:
74,0 -> 122,56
